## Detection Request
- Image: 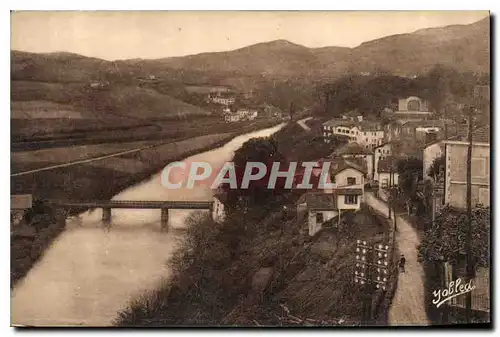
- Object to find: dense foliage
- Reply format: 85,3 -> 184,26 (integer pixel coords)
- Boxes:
396,157 -> 423,199
427,155 -> 445,181
417,205 -> 490,270
316,64 -> 489,119
219,137 -> 290,213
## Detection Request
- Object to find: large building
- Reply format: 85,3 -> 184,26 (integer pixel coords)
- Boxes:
443,125 -> 490,208
322,119 -> 384,149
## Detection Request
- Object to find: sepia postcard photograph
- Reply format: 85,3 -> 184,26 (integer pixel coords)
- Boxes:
9,10 -> 491,328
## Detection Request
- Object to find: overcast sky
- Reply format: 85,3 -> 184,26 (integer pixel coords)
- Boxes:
11,11 -> 489,61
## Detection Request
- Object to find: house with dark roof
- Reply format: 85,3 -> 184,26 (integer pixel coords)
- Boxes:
377,157 -> 399,198
296,158 -> 366,236
342,109 -> 363,122
373,142 -> 393,181
333,142 -> 374,180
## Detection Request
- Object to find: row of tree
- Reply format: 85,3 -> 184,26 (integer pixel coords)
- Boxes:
316,64 -> 489,119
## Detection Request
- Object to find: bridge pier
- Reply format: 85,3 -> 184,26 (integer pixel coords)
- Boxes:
161,208 -> 169,232
102,208 -> 112,227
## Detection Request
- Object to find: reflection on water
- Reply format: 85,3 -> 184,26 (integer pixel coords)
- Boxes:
11,124 -> 284,326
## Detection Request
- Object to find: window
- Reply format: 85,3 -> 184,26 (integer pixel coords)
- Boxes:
316,212 -> 324,223
331,174 -> 336,183
378,149 -> 381,153
364,132 -> 367,135
345,195 -> 358,204
381,178 -> 389,188
347,177 -> 356,185
365,138 -> 368,142
472,157 -> 488,178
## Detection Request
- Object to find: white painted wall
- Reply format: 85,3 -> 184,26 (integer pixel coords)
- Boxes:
308,210 -> 338,236
336,194 -> 361,210
423,142 -> 444,180
341,154 -> 373,180
212,197 -> 226,223
374,143 -> 392,181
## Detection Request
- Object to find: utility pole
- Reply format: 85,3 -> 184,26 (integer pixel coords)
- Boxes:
388,164 -> 393,219
465,105 -> 474,323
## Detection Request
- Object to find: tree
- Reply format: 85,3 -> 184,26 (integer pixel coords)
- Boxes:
396,157 -> 423,200
224,137 -> 287,210
427,155 -> 445,181
418,205 -> 490,272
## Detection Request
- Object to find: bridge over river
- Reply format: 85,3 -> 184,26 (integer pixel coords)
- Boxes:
11,123 -> 285,326
43,199 -> 214,231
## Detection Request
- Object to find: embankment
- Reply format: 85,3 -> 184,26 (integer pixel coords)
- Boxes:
11,119 -> 282,287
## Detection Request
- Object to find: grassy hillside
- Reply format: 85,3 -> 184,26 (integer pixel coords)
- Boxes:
137,17 -> 489,78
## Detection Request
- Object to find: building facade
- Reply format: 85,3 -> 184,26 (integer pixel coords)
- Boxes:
322,120 -> 384,149
297,160 -> 365,236
373,142 -> 393,181
444,140 -> 490,208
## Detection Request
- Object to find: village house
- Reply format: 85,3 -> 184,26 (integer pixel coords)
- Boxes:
377,157 -> 399,201
184,84 -> 234,95
210,93 -> 236,106
373,142 -> 393,181
296,158 -> 365,236
332,142 -> 374,180
423,124 -> 490,209
437,124 -> 491,317
223,108 -> 258,122
212,193 -> 227,224
342,109 -> 363,122
322,119 -> 384,148
443,124 -> 490,209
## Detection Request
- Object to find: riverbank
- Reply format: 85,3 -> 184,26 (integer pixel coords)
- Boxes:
11,119 -> 282,287
115,122 -> 397,326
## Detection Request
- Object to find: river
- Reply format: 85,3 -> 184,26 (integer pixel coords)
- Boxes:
11,124 -> 285,327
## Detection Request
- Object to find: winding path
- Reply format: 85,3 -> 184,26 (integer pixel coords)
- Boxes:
365,192 -> 430,326
296,117 -> 312,131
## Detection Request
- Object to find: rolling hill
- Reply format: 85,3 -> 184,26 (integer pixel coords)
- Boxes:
10,16 -> 490,123
132,17 -> 489,78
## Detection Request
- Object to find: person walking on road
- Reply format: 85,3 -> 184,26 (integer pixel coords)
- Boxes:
399,254 -> 406,273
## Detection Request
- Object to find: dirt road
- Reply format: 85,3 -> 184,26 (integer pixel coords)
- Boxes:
365,192 -> 430,326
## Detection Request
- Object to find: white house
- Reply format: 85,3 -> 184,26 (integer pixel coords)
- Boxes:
209,92 -> 236,106
322,119 -> 384,148
333,142 -> 374,180
342,110 -> 364,122
377,157 -> 399,200
297,193 -> 338,236
373,142 -> 393,181
297,159 -> 365,236
212,194 -> 227,223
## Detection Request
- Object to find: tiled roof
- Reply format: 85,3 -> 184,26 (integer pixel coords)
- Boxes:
343,109 -> 362,117
377,157 -> 399,173
305,193 -> 336,210
343,158 -> 368,174
334,142 -> 374,155
323,157 -> 367,175
322,119 -> 356,128
332,188 -> 363,196
456,124 -> 490,143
